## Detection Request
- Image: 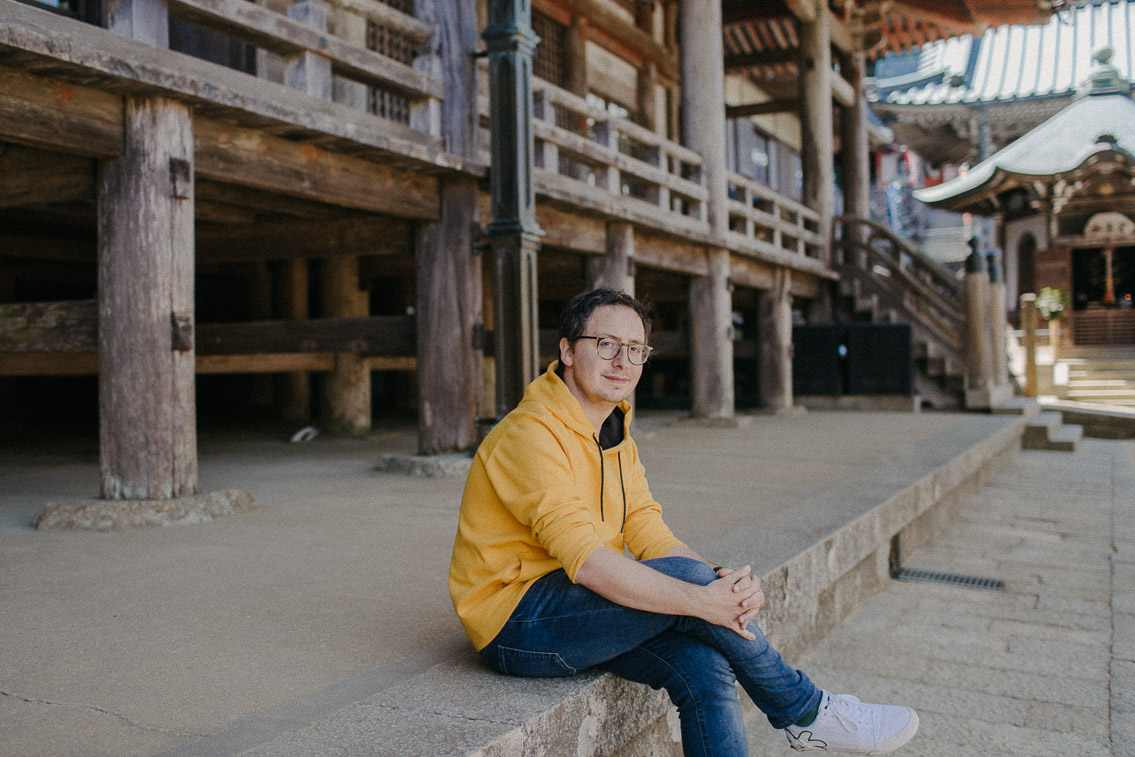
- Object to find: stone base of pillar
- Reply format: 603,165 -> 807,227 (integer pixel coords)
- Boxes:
375,452 -> 474,478
33,488 -> 255,531
964,383 -> 1014,411
676,414 -> 754,429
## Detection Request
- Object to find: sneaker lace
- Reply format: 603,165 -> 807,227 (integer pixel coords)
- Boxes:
826,694 -> 872,734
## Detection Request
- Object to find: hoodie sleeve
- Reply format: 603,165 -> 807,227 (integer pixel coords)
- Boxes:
622,439 -> 684,560
482,419 -> 607,582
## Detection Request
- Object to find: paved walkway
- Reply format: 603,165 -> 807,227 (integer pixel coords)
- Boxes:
746,439 -> 1135,756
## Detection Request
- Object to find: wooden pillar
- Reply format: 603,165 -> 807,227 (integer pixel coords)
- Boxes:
759,269 -> 794,411
681,0 -> 733,419
97,96 -> 196,500
1020,293 -> 1038,398
321,257 -> 371,436
588,222 -> 635,295
276,258 -> 311,422
415,0 -> 482,453
988,251 -> 1010,388
799,4 -> 834,264
840,51 -> 870,225
637,61 -> 657,133
963,241 -> 995,409
484,0 -> 543,415
565,13 -> 588,98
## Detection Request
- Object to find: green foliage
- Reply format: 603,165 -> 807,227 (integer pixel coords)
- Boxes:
1036,286 -> 1070,321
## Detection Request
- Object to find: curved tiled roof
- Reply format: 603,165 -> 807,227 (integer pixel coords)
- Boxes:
876,0 -> 1135,106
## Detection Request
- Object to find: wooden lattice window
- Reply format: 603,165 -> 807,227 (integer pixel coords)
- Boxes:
532,10 -> 567,88
367,0 -> 417,124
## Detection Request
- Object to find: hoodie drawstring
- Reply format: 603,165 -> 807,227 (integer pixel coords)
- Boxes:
593,435 -> 605,523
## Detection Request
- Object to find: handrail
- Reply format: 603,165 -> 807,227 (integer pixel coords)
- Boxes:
836,216 -> 962,300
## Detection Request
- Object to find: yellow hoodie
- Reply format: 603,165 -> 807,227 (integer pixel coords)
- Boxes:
449,363 -> 685,650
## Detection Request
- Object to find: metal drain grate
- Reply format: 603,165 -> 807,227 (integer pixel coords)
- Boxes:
894,568 -> 1004,591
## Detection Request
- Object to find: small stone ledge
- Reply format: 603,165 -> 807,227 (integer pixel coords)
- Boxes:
33,488 -> 256,531
375,452 -> 474,478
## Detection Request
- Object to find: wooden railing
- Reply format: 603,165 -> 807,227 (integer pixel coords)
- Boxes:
836,216 -> 964,349
118,0 -> 443,133
727,173 -> 823,263
522,77 -> 710,235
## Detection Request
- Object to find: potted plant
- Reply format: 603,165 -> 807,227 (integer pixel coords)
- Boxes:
1035,286 -> 1071,360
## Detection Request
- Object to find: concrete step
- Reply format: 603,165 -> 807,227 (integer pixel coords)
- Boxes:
1023,411 -> 1062,448
1047,423 -> 1084,452
1022,411 -> 1082,452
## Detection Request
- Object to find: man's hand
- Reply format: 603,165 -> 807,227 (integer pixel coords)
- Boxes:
710,565 -> 765,638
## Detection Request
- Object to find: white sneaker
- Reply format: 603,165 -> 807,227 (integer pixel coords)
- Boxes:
785,691 -> 919,754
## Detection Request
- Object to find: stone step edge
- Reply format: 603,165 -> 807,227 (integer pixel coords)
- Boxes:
218,415 -> 1029,757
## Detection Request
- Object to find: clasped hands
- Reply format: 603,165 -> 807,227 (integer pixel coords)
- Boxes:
708,565 -> 765,640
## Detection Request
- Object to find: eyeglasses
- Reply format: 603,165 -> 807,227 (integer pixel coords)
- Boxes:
576,336 -> 653,365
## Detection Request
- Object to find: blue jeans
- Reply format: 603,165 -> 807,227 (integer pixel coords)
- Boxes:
479,557 -> 820,757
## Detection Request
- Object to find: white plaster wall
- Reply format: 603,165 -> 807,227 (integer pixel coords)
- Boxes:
1003,215 -> 1049,306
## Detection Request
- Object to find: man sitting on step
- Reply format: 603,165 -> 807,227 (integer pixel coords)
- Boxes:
449,288 -> 919,755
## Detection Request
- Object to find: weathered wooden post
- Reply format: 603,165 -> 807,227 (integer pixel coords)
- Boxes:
276,259 -> 311,422
681,0 -> 734,420
321,257 -> 371,437
759,268 -> 794,411
963,238 -> 995,409
1020,293 -> 1038,398
484,0 -> 543,416
799,0 -> 833,267
987,250 -> 1010,389
841,50 -> 870,229
98,96 -> 197,499
588,222 -> 635,296
414,0 -> 482,454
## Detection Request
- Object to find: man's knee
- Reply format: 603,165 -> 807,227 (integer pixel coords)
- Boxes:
641,556 -> 718,586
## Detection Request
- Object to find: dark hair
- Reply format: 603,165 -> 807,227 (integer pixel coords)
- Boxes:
559,288 -> 652,344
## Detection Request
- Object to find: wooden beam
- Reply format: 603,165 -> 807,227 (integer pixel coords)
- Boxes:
722,0 -> 792,25
573,0 -> 678,82
724,48 -> 796,71
0,234 -> 96,263
831,71 -> 855,108
0,351 -> 417,375
0,300 -> 416,356
0,300 -> 97,351
0,64 -> 122,158
195,216 -> 414,261
0,143 -> 94,208
726,99 -> 797,118
197,315 -> 415,355
194,117 -> 440,219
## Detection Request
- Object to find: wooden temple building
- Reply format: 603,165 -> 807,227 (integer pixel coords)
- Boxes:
0,0 -> 1050,503
874,0 -> 1135,318
915,44 -> 1135,349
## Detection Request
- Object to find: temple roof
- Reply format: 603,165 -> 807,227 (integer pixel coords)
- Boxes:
913,51 -> 1135,213
874,1 -> 1134,107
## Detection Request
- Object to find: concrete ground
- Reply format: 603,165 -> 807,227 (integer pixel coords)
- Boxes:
0,410 -> 1130,756
746,438 -> 1135,756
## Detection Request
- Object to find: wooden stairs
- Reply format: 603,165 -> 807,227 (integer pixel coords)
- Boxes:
834,217 -> 967,409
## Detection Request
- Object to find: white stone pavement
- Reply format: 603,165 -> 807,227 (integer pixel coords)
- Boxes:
747,439 -> 1135,756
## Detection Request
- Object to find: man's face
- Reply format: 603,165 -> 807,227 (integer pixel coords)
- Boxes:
560,304 -> 646,416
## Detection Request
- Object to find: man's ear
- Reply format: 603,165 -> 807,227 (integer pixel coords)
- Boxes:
559,337 -> 574,367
